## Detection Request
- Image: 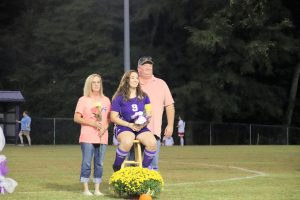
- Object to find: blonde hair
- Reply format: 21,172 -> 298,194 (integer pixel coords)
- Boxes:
112,70 -> 147,101
83,74 -> 104,97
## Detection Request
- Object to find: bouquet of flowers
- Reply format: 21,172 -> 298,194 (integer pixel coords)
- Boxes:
91,102 -> 103,142
109,167 -> 164,198
131,104 -> 152,125
91,102 -> 102,121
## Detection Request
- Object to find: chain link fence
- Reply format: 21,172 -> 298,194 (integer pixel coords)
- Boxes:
185,122 -> 300,145
28,118 -> 300,145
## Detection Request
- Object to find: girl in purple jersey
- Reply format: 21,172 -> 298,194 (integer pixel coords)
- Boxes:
111,70 -> 157,172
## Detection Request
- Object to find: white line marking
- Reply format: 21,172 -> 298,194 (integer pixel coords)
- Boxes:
18,190 -> 107,195
164,161 -> 266,187
17,162 -> 267,192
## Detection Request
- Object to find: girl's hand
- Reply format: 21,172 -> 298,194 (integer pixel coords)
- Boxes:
133,124 -> 143,131
128,123 -> 141,132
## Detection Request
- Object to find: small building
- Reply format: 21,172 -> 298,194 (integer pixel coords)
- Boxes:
0,91 -> 25,144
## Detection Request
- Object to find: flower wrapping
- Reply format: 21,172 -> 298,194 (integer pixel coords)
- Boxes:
0,157 -> 8,177
131,104 -> 152,125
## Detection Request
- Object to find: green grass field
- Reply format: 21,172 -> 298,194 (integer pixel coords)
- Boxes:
1,145 -> 300,200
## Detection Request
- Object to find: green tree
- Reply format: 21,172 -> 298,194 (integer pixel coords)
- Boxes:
184,0 -> 299,123
129,0 -> 231,120
5,0 -> 124,117
1,0 -> 299,127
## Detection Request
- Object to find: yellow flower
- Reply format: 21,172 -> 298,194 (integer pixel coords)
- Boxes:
92,101 -> 102,121
144,104 -> 151,115
109,167 -> 164,198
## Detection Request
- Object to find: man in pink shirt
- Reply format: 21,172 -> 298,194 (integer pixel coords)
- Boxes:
136,56 -> 175,170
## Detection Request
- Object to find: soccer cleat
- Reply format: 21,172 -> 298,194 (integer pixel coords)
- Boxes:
112,164 -> 120,172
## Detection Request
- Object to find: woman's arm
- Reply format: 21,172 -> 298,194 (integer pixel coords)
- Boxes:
74,112 -> 98,128
110,111 -> 131,127
110,111 -> 139,131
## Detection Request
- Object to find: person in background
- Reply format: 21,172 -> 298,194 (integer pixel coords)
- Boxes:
110,70 -> 157,172
134,56 -> 175,170
162,135 -> 174,146
16,111 -> 31,146
177,116 -> 186,146
74,73 -> 111,196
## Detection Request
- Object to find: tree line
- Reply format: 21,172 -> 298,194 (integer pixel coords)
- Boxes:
0,0 -> 299,127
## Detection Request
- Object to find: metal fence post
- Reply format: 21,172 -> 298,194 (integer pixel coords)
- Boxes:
250,124 -> 252,145
209,123 -> 212,145
53,118 -> 56,145
286,126 -> 289,145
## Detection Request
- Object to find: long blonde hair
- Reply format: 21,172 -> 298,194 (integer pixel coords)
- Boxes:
83,74 -> 104,97
112,70 -> 147,101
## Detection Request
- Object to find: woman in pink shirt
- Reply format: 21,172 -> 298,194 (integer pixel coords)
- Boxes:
74,74 -> 111,196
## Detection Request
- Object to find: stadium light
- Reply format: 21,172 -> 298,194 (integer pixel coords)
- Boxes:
124,0 -> 130,72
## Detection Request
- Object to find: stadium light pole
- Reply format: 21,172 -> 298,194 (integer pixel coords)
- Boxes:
124,0 -> 130,72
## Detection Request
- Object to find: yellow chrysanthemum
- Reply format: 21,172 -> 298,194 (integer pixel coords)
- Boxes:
109,167 -> 164,198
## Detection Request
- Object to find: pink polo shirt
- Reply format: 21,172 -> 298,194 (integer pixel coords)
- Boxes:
140,76 -> 174,138
75,96 -> 111,144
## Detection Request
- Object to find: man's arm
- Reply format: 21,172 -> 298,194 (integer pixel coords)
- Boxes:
164,104 -> 175,137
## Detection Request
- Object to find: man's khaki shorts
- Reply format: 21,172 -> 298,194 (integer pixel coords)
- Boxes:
19,130 -> 30,136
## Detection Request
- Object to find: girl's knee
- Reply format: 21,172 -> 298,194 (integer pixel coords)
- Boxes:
119,139 -> 134,150
147,140 -> 157,151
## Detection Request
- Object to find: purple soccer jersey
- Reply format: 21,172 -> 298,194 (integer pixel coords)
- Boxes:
111,95 -> 150,123
111,94 -> 156,171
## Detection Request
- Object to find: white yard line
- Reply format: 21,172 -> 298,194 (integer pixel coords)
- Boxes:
18,162 -> 267,192
165,161 -> 266,187
17,190 -> 76,194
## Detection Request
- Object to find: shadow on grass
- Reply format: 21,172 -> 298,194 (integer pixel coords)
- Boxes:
43,182 -> 80,192
43,181 -> 121,199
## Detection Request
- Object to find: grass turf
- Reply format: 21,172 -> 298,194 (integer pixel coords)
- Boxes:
1,145 -> 299,200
